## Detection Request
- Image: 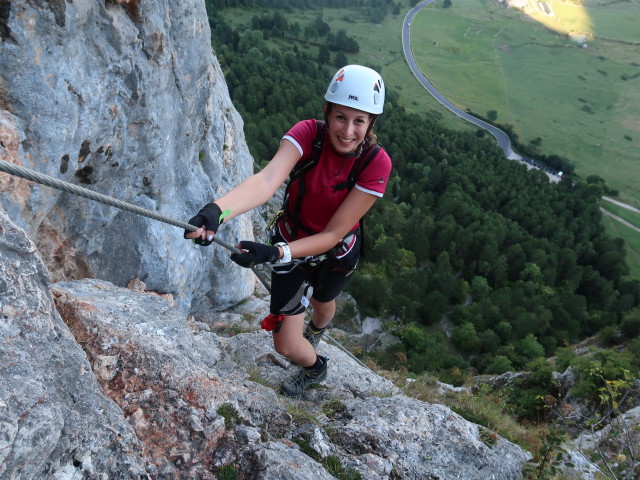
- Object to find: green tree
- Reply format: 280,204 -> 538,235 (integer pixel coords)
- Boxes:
318,45 -> 331,64
334,51 -> 348,68
451,322 -> 480,353
517,334 -> 545,365
486,355 -> 513,374
470,276 -> 491,300
621,307 -> 640,337
314,16 -> 330,36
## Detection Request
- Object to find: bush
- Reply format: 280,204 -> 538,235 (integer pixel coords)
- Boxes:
217,403 -> 242,429
507,383 -> 548,421
214,464 -> 238,480
507,359 -> 555,421
451,322 -> 480,353
596,325 -> 618,347
554,347 -> 575,372
620,307 -> 640,337
486,355 -> 514,374
568,349 -> 635,403
375,342 -> 408,370
322,455 -> 362,480
628,338 -> 640,364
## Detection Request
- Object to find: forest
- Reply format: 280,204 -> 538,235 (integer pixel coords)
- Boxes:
204,3 -> 640,388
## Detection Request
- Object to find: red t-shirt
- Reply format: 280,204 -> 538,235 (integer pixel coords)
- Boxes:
278,119 -> 392,241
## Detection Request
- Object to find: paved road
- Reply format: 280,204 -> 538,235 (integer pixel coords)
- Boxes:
402,0 -> 519,160
401,3 -> 640,217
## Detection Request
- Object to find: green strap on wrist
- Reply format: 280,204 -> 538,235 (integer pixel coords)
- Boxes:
219,209 -> 231,223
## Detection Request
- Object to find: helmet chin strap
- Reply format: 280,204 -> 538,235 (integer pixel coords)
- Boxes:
345,141 -> 365,159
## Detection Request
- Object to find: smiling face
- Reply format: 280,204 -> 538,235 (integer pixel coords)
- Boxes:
325,104 -> 373,156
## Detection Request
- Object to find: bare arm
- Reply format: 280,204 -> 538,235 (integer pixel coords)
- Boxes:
186,139 -> 300,241
216,140 -> 300,221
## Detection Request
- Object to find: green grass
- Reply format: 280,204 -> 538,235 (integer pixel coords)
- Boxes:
601,208 -> 640,280
410,0 -> 640,208
570,0 -> 640,43
601,201 -> 640,229
217,7 -> 473,132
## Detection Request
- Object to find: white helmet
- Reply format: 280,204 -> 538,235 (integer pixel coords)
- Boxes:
325,65 -> 385,115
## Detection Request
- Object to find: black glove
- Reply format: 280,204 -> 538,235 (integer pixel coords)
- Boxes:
184,202 -> 223,246
230,241 -> 280,268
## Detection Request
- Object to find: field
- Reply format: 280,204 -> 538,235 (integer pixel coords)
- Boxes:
410,0 -> 640,209
217,3 -> 640,280
219,7 -> 473,132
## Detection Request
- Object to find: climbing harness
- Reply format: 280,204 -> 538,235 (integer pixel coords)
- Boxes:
281,120 -> 380,242
0,159 -> 373,372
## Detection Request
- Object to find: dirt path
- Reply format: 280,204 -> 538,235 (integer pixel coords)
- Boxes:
600,208 -> 640,233
603,196 -> 640,215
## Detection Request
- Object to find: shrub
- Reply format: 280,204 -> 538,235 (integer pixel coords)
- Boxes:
322,455 -> 362,480
214,464 -> 238,480
596,325 -> 618,347
568,349 -> 635,403
217,403 -> 242,429
486,355 -> 513,374
620,307 -> 640,337
628,338 -> 640,364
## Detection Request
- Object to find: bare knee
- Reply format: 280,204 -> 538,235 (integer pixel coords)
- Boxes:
311,299 -> 335,316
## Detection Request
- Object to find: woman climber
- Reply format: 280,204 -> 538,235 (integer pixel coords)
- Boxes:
184,65 -> 392,397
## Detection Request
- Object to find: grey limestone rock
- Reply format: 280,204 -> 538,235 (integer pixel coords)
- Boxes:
0,0 -> 255,313
1,204 -> 532,479
0,208 -> 147,480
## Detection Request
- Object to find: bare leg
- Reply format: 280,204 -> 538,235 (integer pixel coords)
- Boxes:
309,297 -> 336,329
272,312 -> 317,367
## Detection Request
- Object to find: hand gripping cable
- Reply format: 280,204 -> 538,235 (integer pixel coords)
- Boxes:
0,159 -> 372,372
0,159 -> 271,289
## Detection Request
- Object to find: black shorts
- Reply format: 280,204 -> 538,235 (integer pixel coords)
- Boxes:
269,231 -> 360,315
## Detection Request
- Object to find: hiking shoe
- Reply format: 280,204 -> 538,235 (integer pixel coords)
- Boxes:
281,357 -> 328,397
303,323 -> 325,349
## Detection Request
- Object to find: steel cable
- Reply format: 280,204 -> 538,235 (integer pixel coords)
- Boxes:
0,159 -> 271,289
0,159 -> 373,372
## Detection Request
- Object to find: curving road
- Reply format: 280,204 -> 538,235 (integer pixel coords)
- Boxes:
402,0 -> 519,160
401,3 -> 640,219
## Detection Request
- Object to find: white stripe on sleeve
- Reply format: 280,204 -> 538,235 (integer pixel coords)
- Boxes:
355,184 -> 384,197
282,135 -> 303,157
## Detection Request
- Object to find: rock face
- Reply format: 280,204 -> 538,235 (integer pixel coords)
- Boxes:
0,0 -> 255,312
1,206 -> 531,479
0,208 -> 147,479
1,2 -> 533,478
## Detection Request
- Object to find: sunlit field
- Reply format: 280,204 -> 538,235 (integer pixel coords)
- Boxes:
410,0 -> 640,207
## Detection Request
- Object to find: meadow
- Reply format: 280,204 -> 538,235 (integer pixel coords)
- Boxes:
217,3 -> 640,281
410,0 -> 640,209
